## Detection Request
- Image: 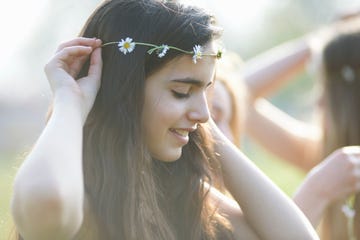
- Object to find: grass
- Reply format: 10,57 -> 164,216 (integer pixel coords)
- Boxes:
0,153 -> 19,240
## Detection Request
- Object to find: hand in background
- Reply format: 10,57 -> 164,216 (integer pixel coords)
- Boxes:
294,146 -> 360,227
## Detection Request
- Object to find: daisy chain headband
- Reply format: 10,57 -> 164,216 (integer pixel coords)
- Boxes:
102,37 -> 223,64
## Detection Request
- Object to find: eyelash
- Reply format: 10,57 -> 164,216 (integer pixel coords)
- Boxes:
171,90 -> 190,99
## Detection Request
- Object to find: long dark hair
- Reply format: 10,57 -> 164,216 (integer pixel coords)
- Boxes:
67,0 -> 230,239
13,1 -> 233,239
320,29 -> 360,240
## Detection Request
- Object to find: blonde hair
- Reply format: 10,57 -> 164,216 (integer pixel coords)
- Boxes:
215,51 -> 247,147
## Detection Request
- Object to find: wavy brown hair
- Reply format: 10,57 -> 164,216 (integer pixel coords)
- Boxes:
14,0 -> 234,239
10,1 -> 234,240
320,29 -> 360,240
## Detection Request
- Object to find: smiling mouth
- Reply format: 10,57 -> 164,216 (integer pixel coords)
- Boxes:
170,128 -> 188,137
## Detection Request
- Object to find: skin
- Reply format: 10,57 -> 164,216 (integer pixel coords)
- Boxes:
12,38 -> 103,240
11,37 -> 319,240
242,35 -> 360,227
211,80 -> 234,143
243,38 -> 321,170
142,44 -> 216,162
209,40 -> 360,229
293,146 -> 360,227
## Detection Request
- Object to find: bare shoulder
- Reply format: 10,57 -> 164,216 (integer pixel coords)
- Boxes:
208,186 -> 260,240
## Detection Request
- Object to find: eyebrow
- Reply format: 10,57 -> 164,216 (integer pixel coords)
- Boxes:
171,78 -> 213,88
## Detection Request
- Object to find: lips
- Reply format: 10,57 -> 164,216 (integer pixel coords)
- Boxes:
169,128 -> 191,144
170,128 -> 188,137
169,127 -> 197,145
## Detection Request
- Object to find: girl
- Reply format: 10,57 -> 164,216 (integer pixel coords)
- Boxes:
244,18 -> 360,239
11,1 -> 317,239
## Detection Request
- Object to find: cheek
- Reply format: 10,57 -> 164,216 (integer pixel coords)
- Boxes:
142,96 -> 187,161
143,94 -> 183,131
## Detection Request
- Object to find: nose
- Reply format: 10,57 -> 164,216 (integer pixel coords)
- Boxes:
187,92 -> 210,123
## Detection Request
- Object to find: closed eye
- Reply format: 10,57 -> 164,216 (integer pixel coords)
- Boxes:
171,90 -> 190,99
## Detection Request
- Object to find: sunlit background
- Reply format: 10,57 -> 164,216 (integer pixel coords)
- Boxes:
1,0 -> 359,238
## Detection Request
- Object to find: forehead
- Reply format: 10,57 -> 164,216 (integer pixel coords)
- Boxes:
147,43 -> 217,84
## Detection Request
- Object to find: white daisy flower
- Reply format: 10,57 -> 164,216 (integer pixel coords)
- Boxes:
342,66 -> 355,83
157,44 -> 169,58
342,204 -> 355,219
118,37 -> 136,55
192,45 -> 202,64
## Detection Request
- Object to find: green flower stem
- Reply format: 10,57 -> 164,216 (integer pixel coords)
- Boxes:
168,46 -> 219,57
101,41 -> 120,47
168,46 -> 193,55
101,41 -> 222,59
348,216 -> 355,240
345,195 -> 356,240
135,42 -> 159,48
102,41 -> 159,48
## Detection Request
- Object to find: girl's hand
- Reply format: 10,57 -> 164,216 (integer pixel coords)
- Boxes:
44,37 -> 103,122
302,146 -> 360,204
293,146 -> 360,227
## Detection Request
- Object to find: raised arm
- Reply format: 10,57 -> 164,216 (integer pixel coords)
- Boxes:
246,99 -> 322,171
11,38 -> 102,240
209,120 -> 319,240
241,36 -> 322,170
243,37 -> 310,99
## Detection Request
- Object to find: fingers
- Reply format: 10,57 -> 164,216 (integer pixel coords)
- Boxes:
56,37 -> 102,53
344,148 -> 360,192
88,46 -> 102,77
45,45 -> 94,80
57,46 -> 93,61
88,40 -> 103,78
351,155 -> 360,191
350,156 -> 360,191
314,146 -> 360,203
344,146 -> 360,176
342,146 -> 360,155
80,45 -> 103,94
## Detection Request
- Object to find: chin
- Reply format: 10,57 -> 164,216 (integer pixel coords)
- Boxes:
153,149 -> 183,162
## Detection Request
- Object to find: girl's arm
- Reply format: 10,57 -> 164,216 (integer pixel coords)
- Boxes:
11,38 -> 102,240
210,120 -> 319,240
243,37 -> 310,100
246,99 -> 322,171
241,36 -> 322,170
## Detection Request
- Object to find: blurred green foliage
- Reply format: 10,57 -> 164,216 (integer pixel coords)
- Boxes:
1,0 -> 358,238
1,155 -> 17,240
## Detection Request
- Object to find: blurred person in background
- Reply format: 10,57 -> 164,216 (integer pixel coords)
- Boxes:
211,52 -> 245,147
243,15 -> 360,239
210,16 -> 360,238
